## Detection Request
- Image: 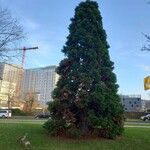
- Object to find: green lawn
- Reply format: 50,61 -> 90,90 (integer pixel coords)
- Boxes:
0,122 -> 150,150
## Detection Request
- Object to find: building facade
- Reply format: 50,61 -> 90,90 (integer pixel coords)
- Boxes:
0,63 -> 23,106
120,95 -> 145,112
22,66 -> 59,105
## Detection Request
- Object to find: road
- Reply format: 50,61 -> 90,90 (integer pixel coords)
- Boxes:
124,125 -> 150,128
0,118 -> 150,128
0,118 -> 46,124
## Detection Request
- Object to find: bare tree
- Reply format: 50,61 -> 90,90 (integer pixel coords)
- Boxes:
0,7 -> 24,62
23,92 -> 40,113
141,1 -> 150,51
142,34 -> 150,51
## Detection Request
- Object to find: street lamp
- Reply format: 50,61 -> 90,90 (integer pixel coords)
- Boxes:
0,77 -> 2,91
0,77 -> 2,105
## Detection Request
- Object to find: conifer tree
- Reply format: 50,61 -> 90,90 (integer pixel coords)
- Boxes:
44,0 -> 124,139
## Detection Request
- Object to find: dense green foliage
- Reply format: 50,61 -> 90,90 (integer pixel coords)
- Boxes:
11,109 -> 28,116
44,0 -> 124,139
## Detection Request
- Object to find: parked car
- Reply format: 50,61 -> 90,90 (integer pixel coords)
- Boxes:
141,114 -> 150,121
0,109 -> 12,118
34,113 -> 50,119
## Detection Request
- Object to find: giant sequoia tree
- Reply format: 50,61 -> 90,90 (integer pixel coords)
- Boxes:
44,0 -> 124,139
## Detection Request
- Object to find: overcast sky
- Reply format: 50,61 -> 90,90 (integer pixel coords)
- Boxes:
0,0 -> 150,99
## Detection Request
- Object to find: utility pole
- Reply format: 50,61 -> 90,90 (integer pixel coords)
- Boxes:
0,77 -> 2,106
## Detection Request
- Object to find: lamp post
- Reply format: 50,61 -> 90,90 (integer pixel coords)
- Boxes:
0,77 -> 2,88
0,77 -> 2,106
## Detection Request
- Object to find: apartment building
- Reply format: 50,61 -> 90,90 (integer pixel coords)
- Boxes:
22,65 -> 59,105
0,63 -> 23,105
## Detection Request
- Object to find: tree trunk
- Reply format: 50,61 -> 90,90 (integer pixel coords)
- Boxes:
80,111 -> 88,135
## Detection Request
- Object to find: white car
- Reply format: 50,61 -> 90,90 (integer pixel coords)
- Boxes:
0,109 -> 12,118
141,114 -> 150,121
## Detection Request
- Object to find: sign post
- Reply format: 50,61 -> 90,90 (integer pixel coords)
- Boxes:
144,76 -> 150,90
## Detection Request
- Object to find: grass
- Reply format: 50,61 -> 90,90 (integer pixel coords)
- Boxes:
0,122 -> 150,150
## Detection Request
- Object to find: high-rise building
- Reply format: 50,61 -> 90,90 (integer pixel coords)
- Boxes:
22,65 -> 59,105
0,63 -> 23,106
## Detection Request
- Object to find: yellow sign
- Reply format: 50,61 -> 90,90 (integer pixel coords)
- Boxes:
144,76 -> 150,90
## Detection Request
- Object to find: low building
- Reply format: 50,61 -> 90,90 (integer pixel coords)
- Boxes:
120,95 -> 145,112
144,100 -> 150,112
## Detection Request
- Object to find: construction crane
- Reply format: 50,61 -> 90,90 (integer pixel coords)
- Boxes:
16,46 -> 38,95
7,46 -> 38,67
11,46 -> 38,102
18,46 -> 38,68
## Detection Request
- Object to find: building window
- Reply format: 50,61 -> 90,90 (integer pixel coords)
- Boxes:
129,101 -> 131,104
136,105 -> 139,107
134,101 -> 137,104
125,108 -> 127,110
131,104 -> 133,107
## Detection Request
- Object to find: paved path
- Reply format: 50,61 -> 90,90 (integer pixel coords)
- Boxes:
0,119 -> 46,124
125,125 -> 150,128
126,122 -> 150,125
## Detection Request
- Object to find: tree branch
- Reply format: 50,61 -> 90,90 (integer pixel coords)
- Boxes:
0,6 -> 24,62
141,34 -> 150,51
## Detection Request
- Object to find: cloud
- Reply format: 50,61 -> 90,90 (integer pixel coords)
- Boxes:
24,36 -> 65,68
136,52 -> 150,58
23,18 -> 40,31
139,64 -> 150,72
117,50 -> 137,57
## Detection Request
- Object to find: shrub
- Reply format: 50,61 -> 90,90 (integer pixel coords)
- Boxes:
11,109 -> 28,116
43,118 -> 66,136
66,127 -> 82,138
